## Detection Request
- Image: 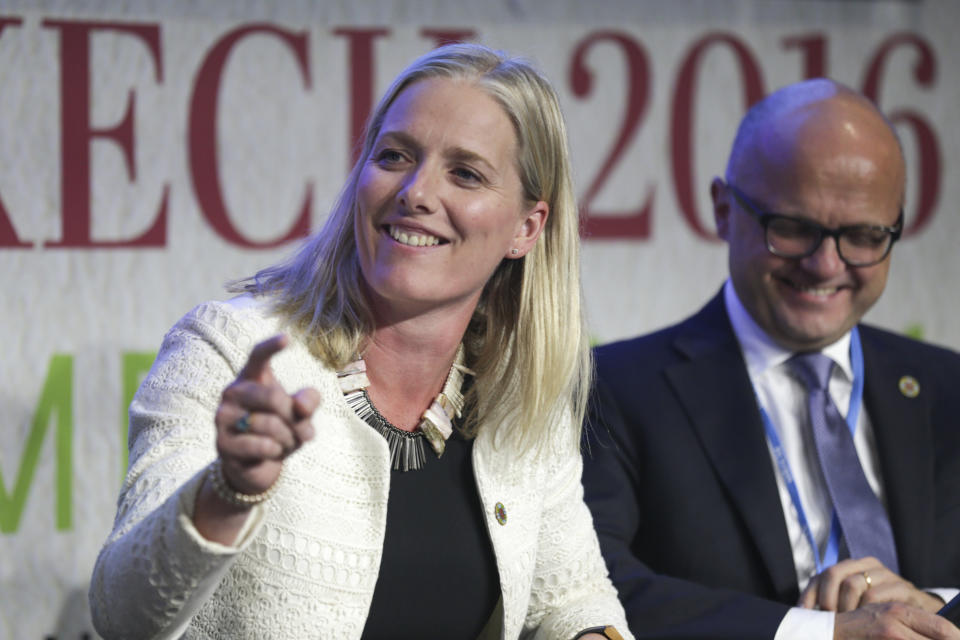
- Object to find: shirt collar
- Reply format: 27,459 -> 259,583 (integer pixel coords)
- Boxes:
723,279 -> 853,381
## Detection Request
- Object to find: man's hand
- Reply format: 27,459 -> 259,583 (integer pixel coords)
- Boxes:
801,557 -> 944,613
834,602 -> 960,640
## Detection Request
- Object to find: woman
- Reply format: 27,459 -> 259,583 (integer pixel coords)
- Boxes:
89,43 -> 629,639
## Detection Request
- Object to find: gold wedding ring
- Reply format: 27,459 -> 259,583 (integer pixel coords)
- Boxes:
862,571 -> 872,589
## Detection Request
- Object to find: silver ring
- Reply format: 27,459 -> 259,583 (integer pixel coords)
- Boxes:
235,412 -> 252,433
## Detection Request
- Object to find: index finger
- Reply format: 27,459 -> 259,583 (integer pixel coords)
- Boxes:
238,334 -> 289,382
900,606 -> 960,639
799,575 -> 820,609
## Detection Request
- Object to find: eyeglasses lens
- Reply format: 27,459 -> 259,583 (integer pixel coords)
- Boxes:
765,218 -> 892,266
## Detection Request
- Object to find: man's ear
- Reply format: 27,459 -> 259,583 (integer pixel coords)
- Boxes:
711,177 -> 732,241
506,200 -> 549,259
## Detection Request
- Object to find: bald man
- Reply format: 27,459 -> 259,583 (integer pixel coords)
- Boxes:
583,79 -> 960,640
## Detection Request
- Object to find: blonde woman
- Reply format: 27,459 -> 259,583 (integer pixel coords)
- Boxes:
90,43 -> 629,640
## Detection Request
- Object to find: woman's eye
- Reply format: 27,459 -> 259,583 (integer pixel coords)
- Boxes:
452,167 -> 481,183
375,149 -> 405,165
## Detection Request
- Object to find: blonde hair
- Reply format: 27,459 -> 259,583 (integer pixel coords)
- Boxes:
233,43 -> 590,454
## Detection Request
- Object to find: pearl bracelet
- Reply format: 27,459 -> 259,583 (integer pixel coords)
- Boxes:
207,458 -> 283,507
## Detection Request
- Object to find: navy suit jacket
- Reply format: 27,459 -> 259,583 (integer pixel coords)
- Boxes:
583,291 -> 960,639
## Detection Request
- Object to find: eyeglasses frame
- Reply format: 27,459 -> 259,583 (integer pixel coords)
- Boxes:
726,183 -> 903,267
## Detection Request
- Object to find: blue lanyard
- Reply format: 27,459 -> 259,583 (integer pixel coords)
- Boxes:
757,327 -> 864,574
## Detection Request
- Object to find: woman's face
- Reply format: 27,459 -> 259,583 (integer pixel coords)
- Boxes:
355,76 -> 547,320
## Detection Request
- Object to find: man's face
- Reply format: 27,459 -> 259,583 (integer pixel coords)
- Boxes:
716,98 -> 905,352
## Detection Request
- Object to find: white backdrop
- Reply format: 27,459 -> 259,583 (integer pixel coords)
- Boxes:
2,1 -> 958,637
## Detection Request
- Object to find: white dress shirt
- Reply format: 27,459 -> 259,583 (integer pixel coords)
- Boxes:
723,281 -> 957,640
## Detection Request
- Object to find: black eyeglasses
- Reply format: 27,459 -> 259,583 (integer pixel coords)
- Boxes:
727,184 -> 903,267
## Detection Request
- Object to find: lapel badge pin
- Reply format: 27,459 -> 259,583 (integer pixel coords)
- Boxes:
494,502 -> 507,526
898,375 -> 920,398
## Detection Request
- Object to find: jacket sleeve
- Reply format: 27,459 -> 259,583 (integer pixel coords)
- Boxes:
581,374 -> 790,640
522,410 -> 634,640
88,302 -> 268,639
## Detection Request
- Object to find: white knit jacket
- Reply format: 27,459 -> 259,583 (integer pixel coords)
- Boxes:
88,297 -> 631,639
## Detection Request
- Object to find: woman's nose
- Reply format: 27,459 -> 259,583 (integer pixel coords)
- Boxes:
398,165 -> 440,214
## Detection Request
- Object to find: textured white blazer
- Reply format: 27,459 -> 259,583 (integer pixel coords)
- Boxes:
89,297 -> 631,639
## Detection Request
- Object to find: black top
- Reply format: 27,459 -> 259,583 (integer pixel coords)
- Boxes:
361,429 -> 501,639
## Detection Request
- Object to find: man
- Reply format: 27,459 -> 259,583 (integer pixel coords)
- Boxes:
583,79 -> 960,640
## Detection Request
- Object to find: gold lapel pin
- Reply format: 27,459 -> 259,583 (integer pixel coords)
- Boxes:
898,375 -> 920,398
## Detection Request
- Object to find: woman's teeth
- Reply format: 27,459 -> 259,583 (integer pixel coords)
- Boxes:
389,225 -> 441,247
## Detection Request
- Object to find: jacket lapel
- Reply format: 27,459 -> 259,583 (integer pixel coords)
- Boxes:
664,292 -> 800,602
859,328 -> 935,584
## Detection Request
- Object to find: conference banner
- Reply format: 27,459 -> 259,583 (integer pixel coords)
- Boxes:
2,1 -> 957,637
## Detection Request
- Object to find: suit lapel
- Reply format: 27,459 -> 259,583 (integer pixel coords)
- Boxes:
859,329 -> 935,584
664,293 -> 799,602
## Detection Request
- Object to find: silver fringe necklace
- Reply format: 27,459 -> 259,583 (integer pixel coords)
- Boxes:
337,345 -> 472,472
